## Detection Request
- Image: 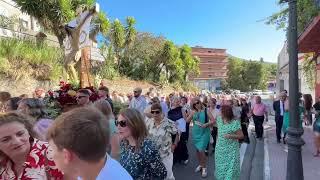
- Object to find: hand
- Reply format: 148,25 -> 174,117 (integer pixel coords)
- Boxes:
224,134 -> 232,139
201,123 -> 209,128
171,144 -> 176,152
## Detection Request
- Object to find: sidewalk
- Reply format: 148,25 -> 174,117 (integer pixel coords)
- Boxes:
264,117 -> 320,180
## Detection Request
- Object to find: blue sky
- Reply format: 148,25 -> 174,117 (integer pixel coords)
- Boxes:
97,0 -> 286,63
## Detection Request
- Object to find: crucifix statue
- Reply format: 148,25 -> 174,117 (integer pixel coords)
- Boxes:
63,4 -> 100,88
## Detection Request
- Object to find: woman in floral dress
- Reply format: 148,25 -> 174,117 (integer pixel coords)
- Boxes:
117,108 -> 167,180
0,112 -> 63,179
215,105 -> 244,180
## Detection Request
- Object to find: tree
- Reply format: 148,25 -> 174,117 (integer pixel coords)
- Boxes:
266,0 -> 319,33
226,57 -> 247,91
122,32 -> 166,81
226,56 -> 273,91
179,45 -> 200,81
260,57 -> 264,62
109,19 -> 125,71
107,17 -> 137,74
14,0 -> 110,47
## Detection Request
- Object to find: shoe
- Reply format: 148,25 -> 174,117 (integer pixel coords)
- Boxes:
244,137 -> 250,144
195,165 -> 202,173
201,168 -> 208,178
205,150 -> 208,156
183,159 -> 189,165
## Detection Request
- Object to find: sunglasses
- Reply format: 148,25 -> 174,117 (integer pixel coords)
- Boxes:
115,120 -> 127,127
195,101 -> 200,105
76,96 -> 88,99
151,110 -> 161,114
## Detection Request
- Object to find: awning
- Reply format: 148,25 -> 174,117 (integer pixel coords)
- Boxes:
298,15 -> 320,54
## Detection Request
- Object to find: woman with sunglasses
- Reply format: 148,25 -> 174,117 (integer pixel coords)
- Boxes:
146,103 -> 178,180
117,108 -> 167,180
186,97 -> 214,178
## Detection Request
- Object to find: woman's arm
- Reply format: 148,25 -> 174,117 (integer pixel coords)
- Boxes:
203,109 -> 216,128
185,110 -> 195,123
224,129 -> 244,140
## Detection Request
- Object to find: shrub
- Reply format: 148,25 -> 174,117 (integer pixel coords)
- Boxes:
0,38 -> 63,81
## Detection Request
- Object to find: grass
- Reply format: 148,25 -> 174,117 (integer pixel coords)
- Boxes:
0,38 -> 63,81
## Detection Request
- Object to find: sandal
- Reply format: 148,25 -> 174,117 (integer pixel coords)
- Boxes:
313,150 -> 320,157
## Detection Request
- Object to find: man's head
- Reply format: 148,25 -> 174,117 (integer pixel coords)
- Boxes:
98,86 -> 109,99
279,92 -> 287,102
255,96 -> 262,104
181,96 -> 188,105
281,90 -> 288,95
133,87 -> 142,98
76,89 -> 90,106
47,107 -> 109,174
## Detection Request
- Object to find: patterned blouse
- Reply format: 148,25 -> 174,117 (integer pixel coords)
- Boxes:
120,138 -> 167,180
0,138 -> 63,180
146,117 -> 177,159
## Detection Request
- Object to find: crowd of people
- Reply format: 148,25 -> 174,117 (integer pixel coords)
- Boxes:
0,84 -> 319,180
273,90 -> 320,156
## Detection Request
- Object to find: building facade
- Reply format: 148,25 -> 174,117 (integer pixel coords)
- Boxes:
0,0 -> 41,32
189,47 -> 228,91
277,43 -> 315,98
0,0 -> 104,61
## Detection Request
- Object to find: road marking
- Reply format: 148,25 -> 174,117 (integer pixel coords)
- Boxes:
240,143 -> 247,170
264,134 -> 270,180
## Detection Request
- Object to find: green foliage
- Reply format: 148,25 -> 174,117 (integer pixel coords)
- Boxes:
14,0 -> 107,46
0,38 -> 63,81
0,15 -> 17,29
180,45 -> 200,81
226,56 -> 275,91
302,55 -> 316,90
266,0 -> 319,34
113,101 -> 128,117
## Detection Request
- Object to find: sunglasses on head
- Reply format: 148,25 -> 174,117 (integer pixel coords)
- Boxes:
115,120 -> 127,127
151,110 -> 161,114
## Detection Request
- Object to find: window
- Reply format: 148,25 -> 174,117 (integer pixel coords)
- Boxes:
208,50 -> 212,53
19,18 -> 28,30
208,74 -> 213,77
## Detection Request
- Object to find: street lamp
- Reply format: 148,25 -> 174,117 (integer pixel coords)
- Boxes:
283,0 -> 305,179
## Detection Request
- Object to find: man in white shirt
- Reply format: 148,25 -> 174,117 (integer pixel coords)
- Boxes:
129,87 -> 148,115
273,92 -> 287,143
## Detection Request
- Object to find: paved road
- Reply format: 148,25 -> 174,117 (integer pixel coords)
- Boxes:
173,128 -> 248,180
172,131 -> 216,180
265,119 -> 320,180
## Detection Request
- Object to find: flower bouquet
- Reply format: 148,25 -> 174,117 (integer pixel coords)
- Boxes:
44,81 -> 100,118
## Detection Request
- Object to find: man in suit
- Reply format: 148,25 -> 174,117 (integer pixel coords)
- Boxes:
273,91 -> 287,143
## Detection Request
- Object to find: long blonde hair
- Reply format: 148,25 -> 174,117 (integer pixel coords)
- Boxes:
119,108 -> 148,152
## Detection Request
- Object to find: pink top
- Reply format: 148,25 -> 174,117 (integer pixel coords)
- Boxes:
252,103 -> 267,116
